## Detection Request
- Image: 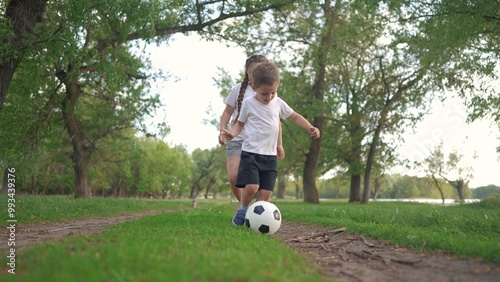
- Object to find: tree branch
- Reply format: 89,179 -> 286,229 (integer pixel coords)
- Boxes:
126,3 -> 290,41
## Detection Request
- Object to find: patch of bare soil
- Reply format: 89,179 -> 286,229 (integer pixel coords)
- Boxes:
276,221 -> 500,282
2,212 -> 499,281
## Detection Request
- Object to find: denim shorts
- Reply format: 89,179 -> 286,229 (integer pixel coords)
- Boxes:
226,140 -> 243,157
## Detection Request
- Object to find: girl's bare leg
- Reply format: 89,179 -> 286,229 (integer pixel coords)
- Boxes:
226,156 -> 241,202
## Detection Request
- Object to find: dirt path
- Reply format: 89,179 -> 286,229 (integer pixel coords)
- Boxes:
278,221 -> 499,282
2,211 -> 499,281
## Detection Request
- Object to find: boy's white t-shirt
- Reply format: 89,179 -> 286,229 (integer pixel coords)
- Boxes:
237,96 -> 294,156
224,83 -> 254,142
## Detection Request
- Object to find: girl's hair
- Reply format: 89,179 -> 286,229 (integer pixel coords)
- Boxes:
234,55 -> 268,124
251,62 -> 280,88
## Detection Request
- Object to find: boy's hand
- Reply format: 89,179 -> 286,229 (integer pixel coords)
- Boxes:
277,145 -> 285,160
310,127 -> 320,139
221,129 -> 235,141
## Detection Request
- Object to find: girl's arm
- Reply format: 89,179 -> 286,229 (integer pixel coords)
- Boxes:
219,105 -> 235,145
288,112 -> 320,139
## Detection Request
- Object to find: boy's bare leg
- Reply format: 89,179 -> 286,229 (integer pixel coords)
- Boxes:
241,184 -> 259,208
256,190 -> 272,202
232,183 -> 259,226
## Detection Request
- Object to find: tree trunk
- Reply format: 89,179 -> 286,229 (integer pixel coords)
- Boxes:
1,168 -> 8,193
303,134 -> 322,203
31,166 -> 39,195
362,123 -> 382,203
277,174 -> 286,199
295,183 -> 301,199
302,1 -> 337,204
349,174 -> 361,202
204,175 -> 216,199
120,177 -> 126,197
113,176 -> 126,197
1,0 -> 47,109
346,94 -> 363,202
59,70 -> 93,198
431,174 -> 445,204
455,180 -> 465,203
0,58 -> 22,109
73,155 -> 91,198
372,177 -> 381,200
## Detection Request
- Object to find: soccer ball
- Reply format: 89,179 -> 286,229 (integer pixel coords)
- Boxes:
245,201 -> 282,235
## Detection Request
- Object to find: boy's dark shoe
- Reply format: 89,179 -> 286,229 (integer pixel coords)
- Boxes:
232,208 -> 246,226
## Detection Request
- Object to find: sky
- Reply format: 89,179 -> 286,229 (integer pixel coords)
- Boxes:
145,34 -> 500,188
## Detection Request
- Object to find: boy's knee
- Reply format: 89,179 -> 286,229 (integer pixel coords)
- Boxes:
257,190 -> 273,201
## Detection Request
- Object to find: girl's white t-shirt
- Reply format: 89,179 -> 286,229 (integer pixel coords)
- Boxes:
237,96 -> 294,156
224,83 -> 254,142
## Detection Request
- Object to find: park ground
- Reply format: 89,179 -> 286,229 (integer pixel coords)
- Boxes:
2,209 -> 499,282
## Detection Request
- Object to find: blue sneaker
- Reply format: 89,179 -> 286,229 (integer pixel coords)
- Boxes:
232,208 -> 247,226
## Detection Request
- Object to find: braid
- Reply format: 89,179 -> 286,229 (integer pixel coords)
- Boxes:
233,55 -> 269,125
233,75 -> 249,125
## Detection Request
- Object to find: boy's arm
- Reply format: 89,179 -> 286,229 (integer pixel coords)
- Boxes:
288,112 -> 320,139
222,120 -> 245,141
277,122 -> 285,159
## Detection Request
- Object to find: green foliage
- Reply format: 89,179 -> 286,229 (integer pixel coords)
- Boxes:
473,185 -> 500,199
317,173 -> 473,200
189,146 -> 226,198
0,136 -> 195,197
132,138 -> 192,196
2,0 -> 291,197
386,0 -> 499,123
2,0 -> 498,200
211,0 -> 448,202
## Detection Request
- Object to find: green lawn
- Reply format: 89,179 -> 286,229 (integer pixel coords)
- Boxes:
1,195 -> 499,281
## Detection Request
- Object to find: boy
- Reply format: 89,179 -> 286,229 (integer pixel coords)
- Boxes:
221,62 -> 320,226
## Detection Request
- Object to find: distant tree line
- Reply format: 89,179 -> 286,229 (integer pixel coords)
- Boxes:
472,185 -> 500,199
289,176 -> 500,201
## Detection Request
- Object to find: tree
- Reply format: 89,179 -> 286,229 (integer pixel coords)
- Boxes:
189,147 -> 225,199
444,150 -> 474,202
1,0 -> 293,198
313,1 -> 433,203
88,129 -> 139,197
209,0 -> 340,203
209,0 -> 435,204
421,142 -> 474,202
422,143 -> 447,204
361,56 -> 427,204
134,139 -> 191,198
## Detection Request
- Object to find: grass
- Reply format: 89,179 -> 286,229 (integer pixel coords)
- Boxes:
0,195 -> 217,225
1,195 -> 499,281
1,197 -> 325,282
